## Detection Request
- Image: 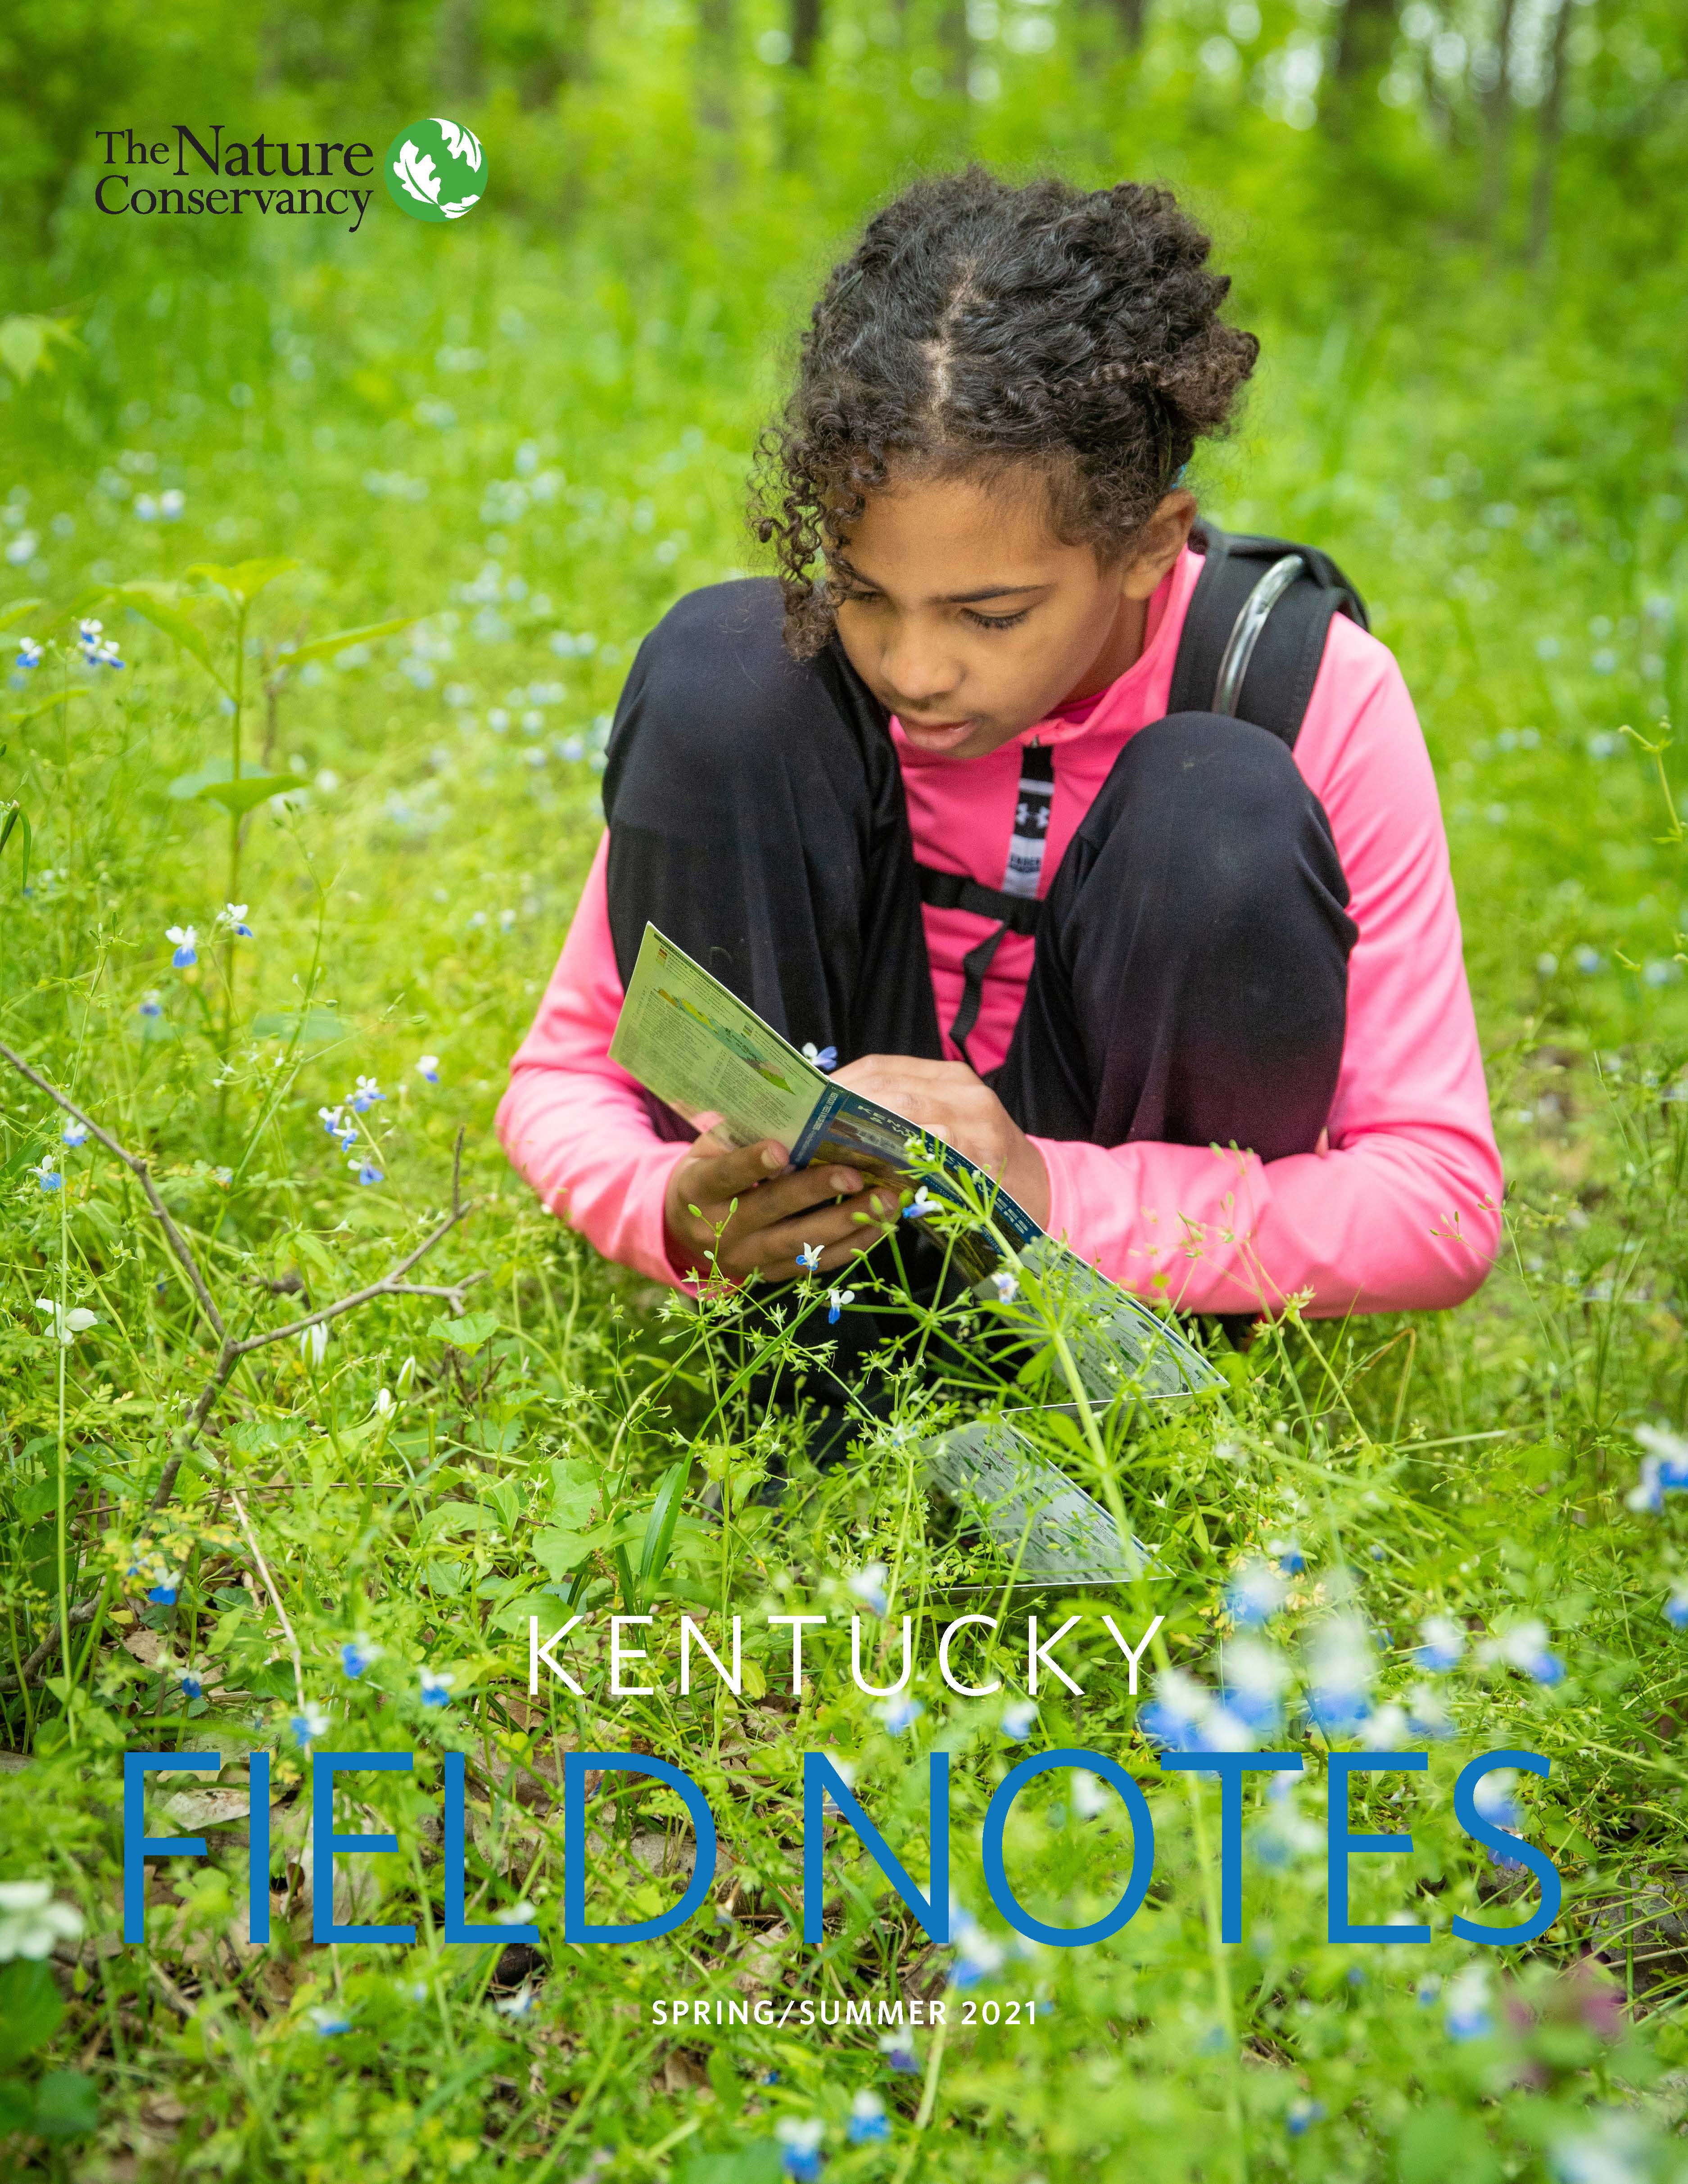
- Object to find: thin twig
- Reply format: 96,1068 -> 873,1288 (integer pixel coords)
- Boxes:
227,1487 -> 305,1712
2,1599 -> 100,1691
0,1037 -> 228,1342
0,1044 -> 480,1692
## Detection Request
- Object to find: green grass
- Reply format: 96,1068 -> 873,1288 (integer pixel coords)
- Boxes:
2,86 -> 1688,2184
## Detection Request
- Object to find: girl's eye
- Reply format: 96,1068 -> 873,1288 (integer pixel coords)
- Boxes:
964,608 -> 1030,631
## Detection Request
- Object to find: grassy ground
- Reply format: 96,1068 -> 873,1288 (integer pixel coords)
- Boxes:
3,109 -> 1688,2183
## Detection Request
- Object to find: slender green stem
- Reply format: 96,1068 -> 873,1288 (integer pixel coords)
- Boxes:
55,1178 -> 74,1736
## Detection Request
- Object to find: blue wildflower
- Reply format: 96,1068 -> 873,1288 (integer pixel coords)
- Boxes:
353,1161 -> 383,1187
495,1985 -> 537,2019
61,1119 -> 89,1149
875,1693 -> 923,1734
775,2116 -> 824,2180
291,1704 -> 330,1750
1270,1538 -> 1306,1574
420,1667 -> 455,1708
1140,1669 -> 1216,1754
1444,1966 -> 1492,2041
1414,1614 -> 1466,1672
77,619 -> 122,669
1224,1559 -> 1288,1628
1287,2098 -> 1326,2136
166,923 -> 197,968
826,1286 -> 855,1325
147,1582 -> 177,1605
416,1054 -> 440,1084
847,1563 -> 889,1617
1000,1699 -> 1036,1741
1220,1637 -> 1289,1730
880,2030 -> 919,2075
341,1639 -> 380,1678
801,1042 -> 837,1072
308,2007 -> 352,2037
347,1075 -> 385,1113
181,1675 -> 203,1700
139,991 -> 162,1018
15,638 -> 41,670
1629,1425 -> 1688,1512
215,902 -> 253,939
1304,1613 -> 1374,1732
1492,1620 -> 1564,1685
950,1927 -> 1006,1990
1665,1589 -> 1688,1632
1473,1770 -> 1521,1835
990,1269 -> 1020,1303
31,1154 -> 62,1192
847,2092 -> 890,2145
797,1242 -> 822,1274
1405,1683 -> 1456,1740
903,1185 -> 940,1221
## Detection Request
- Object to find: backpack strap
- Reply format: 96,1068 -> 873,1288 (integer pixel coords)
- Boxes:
1166,521 -> 1369,748
914,520 -> 1368,1065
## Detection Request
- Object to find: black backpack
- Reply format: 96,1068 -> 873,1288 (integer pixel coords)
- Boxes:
914,523 -> 1370,1064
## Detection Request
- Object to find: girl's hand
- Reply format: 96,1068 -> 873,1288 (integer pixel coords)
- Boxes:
664,1135 -> 900,1284
830,1055 -> 1052,1227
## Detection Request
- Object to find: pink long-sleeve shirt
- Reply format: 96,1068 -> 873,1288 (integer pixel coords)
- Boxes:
499,546 -> 1502,1315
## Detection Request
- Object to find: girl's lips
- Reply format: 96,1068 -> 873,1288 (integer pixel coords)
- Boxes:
898,716 -> 976,753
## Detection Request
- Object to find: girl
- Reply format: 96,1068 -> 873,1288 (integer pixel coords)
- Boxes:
498,170 -> 1502,1322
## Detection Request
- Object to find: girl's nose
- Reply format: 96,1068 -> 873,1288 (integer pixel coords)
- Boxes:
879,626 -> 964,712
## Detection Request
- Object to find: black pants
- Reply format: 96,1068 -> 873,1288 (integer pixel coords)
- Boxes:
604,579 -> 1357,1154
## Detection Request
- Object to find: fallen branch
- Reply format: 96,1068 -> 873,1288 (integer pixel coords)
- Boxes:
0,1040 -> 481,1692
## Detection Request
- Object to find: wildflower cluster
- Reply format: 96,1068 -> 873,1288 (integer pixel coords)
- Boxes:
319,1073 -> 386,1184
77,617 -> 122,669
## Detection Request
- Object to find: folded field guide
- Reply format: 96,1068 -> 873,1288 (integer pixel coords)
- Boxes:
611,922 -> 1221,1581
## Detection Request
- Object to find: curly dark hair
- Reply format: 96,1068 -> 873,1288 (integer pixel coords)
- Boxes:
753,167 -> 1260,656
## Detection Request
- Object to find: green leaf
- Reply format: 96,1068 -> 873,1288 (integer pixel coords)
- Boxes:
107,584 -> 228,690
0,315 -> 79,386
549,1467 -> 599,1530
427,1311 -> 499,1351
533,1527 -> 594,1581
0,805 -> 30,892
197,774 -> 297,818
167,758 -> 296,817
186,557 -> 301,608
33,2070 -> 100,2139
416,1501 -> 498,1545
0,598 -> 43,634
489,1590 -> 558,1636
0,1962 -> 65,2071
638,1459 -> 691,1587
278,615 -> 418,667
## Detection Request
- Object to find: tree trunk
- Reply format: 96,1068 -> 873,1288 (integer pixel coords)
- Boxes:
435,0 -> 486,104
1332,0 -> 1396,81
1526,0 -> 1570,263
697,0 -> 736,135
1109,0 -> 1147,49
939,0 -> 969,93
1479,0 -> 1518,223
790,0 -> 822,69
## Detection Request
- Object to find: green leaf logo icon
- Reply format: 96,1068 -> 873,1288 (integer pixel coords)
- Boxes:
383,118 -> 486,224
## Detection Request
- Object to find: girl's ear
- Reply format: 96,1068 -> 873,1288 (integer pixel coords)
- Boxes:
1119,491 -> 1199,600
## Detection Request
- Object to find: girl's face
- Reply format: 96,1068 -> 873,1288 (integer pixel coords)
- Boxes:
830,468 -> 1195,762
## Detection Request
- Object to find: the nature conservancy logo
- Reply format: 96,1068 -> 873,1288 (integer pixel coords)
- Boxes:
383,118 -> 485,223
90,120 -> 486,232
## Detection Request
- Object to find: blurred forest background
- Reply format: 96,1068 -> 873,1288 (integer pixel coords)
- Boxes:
4,0 -> 1688,2177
